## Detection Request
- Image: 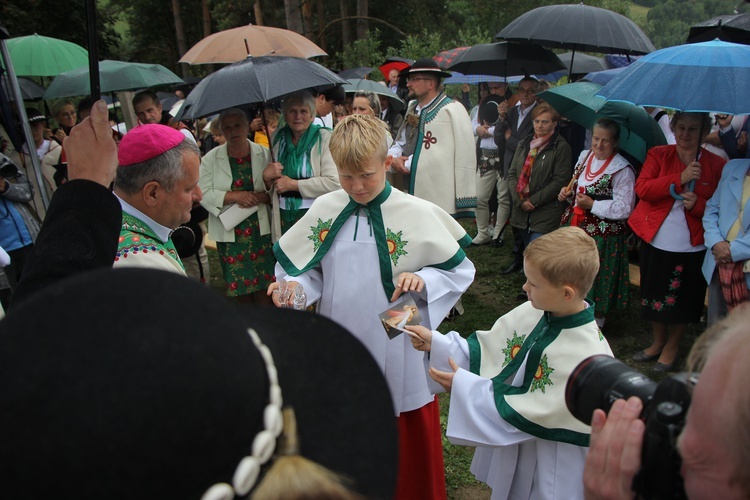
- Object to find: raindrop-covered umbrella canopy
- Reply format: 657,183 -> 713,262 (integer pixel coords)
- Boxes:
2,34 -> 88,77
584,66 -> 627,85
44,60 -> 185,99
557,52 -> 609,74
442,73 -> 510,85
496,4 -> 655,55
597,40 -> 750,114
179,25 -> 327,64
342,78 -> 404,112
539,81 -> 666,162
338,66 -> 374,80
687,13 -> 750,45
445,42 -> 565,77
175,56 -> 346,120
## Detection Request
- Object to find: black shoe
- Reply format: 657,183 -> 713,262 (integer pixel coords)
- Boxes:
632,349 -> 661,363
500,262 -> 522,274
490,235 -> 505,248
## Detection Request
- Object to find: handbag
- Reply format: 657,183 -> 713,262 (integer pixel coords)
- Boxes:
218,203 -> 258,231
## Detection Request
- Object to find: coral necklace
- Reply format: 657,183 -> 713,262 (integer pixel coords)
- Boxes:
584,152 -> 615,182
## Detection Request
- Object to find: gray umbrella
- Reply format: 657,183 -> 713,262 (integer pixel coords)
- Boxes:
496,4 -> 655,55
687,14 -> 750,44
557,52 -> 609,74
1,75 -> 45,101
175,55 -> 346,120
342,78 -> 405,112
444,42 -> 565,77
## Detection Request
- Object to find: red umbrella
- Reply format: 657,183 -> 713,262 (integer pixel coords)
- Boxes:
379,56 -> 414,79
433,47 -> 469,68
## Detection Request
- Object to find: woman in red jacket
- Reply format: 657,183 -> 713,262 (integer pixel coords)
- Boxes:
628,112 -> 725,372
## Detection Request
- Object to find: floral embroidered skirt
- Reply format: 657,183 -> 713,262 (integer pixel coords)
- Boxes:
217,216 -> 275,297
639,243 -> 707,324
587,233 -> 630,315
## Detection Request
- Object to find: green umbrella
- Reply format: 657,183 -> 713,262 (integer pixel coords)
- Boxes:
3,34 -> 88,77
342,78 -> 405,113
44,60 -> 185,99
539,81 -> 666,162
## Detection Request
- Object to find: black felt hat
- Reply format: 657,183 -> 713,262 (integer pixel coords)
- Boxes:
400,58 -> 452,79
0,268 -> 398,499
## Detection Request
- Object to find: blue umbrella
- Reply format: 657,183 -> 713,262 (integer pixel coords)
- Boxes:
596,40 -> 750,114
584,66 -> 626,85
597,40 -> 750,199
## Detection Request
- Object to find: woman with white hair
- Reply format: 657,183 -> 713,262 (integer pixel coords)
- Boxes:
263,90 -> 340,239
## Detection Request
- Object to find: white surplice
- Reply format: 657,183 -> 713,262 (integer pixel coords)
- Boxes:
429,330 -> 589,500
275,212 -> 474,415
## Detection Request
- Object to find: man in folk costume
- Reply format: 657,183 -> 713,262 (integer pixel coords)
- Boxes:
269,115 -> 476,499
388,59 -> 477,218
113,125 -> 202,275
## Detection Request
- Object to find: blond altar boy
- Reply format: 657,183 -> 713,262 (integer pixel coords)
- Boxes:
268,115 -> 475,499
408,226 -> 613,499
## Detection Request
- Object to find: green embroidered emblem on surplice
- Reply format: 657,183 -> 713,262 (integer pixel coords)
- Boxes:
308,218 -> 333,251
530,354 -> 554,393
385,228 -> 408,266
502,331 -> 526,366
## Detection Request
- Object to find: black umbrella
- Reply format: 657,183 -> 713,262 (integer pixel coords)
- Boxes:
687,14 -> 750,44
1,75 -> 45,101
445,42 -> 565,77
175,56 -> 345,121
496,4 -> 655,55
557,52 -> 609,74
338,66 -> 374,79
176,56 -> 345,162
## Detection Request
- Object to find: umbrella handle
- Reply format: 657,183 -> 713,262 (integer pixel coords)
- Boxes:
669,180 -> 695,200
259,104 -> 276,163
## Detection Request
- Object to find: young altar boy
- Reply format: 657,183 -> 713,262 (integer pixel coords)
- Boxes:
268,115 -> 475,499
407,226 -> 613,500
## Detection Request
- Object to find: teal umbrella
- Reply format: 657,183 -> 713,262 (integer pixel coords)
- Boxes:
342,78 -> 405,112
2,34 -> 88,77
44,60 -> 184,99
539,81 -> 666,162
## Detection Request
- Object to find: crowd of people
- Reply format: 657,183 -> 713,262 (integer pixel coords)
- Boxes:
0,51 -> 749,499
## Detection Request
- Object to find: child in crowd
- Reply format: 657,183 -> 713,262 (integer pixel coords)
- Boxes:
253,109 -> 280,148
268,115 -> 475,499
408,226 -> 613,500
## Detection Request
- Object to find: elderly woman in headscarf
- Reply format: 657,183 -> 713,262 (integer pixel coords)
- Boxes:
263,90 -> 340,239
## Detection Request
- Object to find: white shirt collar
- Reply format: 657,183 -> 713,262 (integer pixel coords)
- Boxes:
115,193 -> 172,243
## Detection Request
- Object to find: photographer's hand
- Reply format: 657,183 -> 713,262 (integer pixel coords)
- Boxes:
64,100 -> 117,188
584,397 -> 644,500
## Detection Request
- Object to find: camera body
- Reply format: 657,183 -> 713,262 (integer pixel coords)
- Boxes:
0,154 -> 20,180
566,355 -> 695,500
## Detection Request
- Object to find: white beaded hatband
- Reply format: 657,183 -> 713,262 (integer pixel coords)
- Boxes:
200,328 -> 284,500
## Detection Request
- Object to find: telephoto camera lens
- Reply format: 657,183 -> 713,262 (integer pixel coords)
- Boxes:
565,354 -> 657,423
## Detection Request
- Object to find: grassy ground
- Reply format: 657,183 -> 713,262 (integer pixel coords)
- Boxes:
205,217 -> 706,499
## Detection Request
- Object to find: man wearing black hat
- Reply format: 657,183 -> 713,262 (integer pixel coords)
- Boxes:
389,59 -> 476,217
